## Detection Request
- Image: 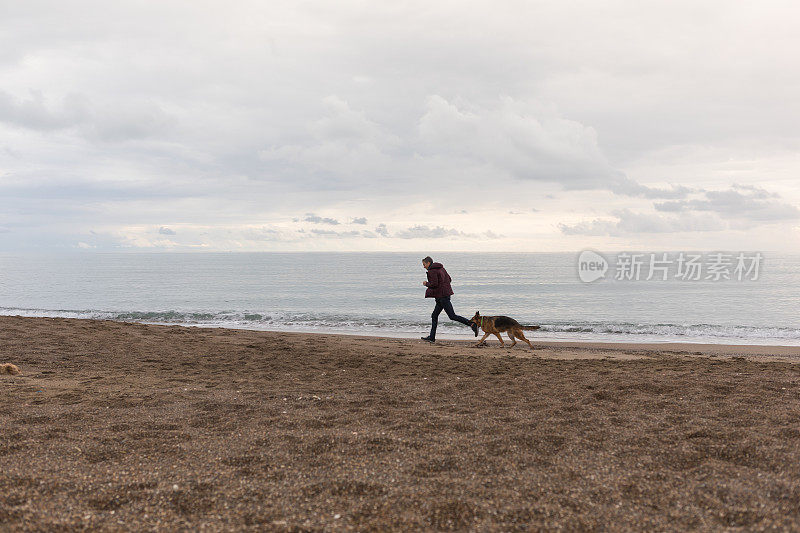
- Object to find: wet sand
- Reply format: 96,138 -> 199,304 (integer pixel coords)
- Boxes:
2,315 -> 800,531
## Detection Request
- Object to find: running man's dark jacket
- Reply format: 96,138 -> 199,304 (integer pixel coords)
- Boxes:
425,263 -> 455,298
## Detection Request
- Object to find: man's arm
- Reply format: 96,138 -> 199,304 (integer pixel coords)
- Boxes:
426,269 -> 438,288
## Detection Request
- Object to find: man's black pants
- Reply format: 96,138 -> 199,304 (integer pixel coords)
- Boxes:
429,296 -> 471,340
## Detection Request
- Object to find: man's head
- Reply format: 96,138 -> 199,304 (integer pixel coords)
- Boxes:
422,256 -> 433,269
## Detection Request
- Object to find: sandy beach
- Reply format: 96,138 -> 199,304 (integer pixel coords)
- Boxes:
3,315 -> 800,530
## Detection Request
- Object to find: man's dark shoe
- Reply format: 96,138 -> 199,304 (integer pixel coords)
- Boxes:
470,321 -> 479,337
421,336 -> 435,343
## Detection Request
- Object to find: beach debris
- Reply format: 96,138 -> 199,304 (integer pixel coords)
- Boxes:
293,394 -> 327,401
1,363 -> 20,375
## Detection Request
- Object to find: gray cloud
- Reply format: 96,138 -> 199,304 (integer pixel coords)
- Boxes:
416,95 -> 615,189
304,213 -> 340,225
310,228 -> 362,237
395,225 -> 467,239
0,90 -> 174,142
83,101 -> 175,142
259,93 -> 694,200
413,97 -> 691,199
257,96 -> 401,191
240,227 -> 286,242
609,176 -> 693,199
561,183 -> 799,236
374,223 -> 389,236
393,225 -> 501,239
0,90 -> 88,131
351,217 -> 367,224
158,226 -> 176,235
559,209 -> 723,236
654,185 -> 800,221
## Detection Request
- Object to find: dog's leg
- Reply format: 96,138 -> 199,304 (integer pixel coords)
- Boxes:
507,331 -> 517,347
475,331 -> 491,346
493,333 -> 504,346
516,330 -> 534,350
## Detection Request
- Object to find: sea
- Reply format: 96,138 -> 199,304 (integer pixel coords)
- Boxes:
0,252 -> 798,346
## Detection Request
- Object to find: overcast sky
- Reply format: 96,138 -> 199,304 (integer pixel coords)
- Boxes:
1,1 -> 799,252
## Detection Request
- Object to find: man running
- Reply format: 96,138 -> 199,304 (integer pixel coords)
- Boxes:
420,256 -> 478,342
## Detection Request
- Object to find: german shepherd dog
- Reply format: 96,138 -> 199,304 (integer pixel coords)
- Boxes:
470,312 -> 540,349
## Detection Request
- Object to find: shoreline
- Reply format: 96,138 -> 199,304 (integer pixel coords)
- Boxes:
184,325 -> 800,359
179,324 -> 800,350
3,312 -> 800,353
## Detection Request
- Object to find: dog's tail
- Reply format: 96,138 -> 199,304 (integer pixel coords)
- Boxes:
521,325 -> 541,331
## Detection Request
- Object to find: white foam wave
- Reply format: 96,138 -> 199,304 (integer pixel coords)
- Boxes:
1,307 -> 798,345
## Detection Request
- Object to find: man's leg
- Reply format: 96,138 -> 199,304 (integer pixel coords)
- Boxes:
426,298 -> 445,340
441,297 -> 472,326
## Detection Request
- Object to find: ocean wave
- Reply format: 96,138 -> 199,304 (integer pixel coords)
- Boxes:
0,307 -> 419,331
1,307 -> 799,343
537,322 -> 800,341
